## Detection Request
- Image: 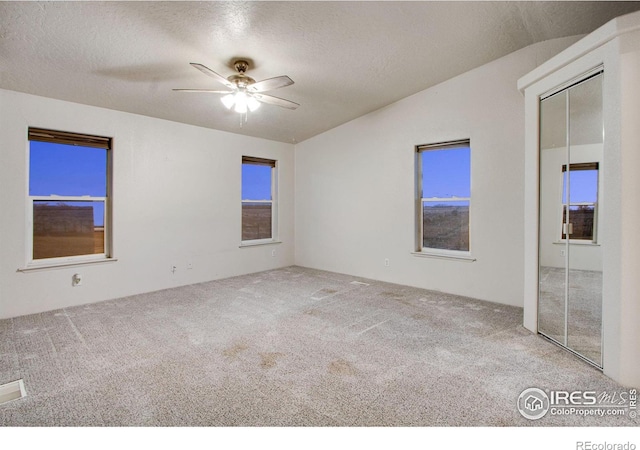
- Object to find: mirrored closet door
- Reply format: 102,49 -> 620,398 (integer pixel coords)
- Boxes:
538,70 -> 603,367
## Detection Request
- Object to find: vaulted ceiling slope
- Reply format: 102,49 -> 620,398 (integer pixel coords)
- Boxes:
1,1 -> 639,143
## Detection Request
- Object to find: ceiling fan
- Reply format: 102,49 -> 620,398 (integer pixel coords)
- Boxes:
173,60 -> 299,114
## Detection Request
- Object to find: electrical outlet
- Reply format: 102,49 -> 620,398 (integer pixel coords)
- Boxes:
186,262 -> 193,270
384,258 -> 390,267
271,249 -> 276,257
560,249 -> 566,257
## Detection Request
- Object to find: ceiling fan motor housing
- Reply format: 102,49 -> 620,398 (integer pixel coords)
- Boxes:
227,74 -> 256,89
234,60 -> 249,73
228,60 -> 255,88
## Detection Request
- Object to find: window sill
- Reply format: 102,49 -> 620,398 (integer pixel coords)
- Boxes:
18,258 -> 118,273
411,251 -> 476,262
552,241 -> 600,246
239,240 -> 282,248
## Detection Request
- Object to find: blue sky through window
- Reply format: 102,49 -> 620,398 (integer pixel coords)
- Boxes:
562,170 -> 598,204
30,142 -> 107,196
422,146 -> 470,198
29,141 -> 107,225
242,164 -> 271,201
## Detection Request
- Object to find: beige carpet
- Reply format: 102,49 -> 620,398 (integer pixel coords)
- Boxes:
0,266 -> 635,426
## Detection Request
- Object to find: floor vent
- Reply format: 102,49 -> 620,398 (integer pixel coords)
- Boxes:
0,379 -> 26,405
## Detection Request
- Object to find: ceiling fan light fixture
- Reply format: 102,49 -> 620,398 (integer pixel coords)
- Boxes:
222,91 -> 261,114
233,91 -> 248,113
220,92 -> 260,114
221,93 -> 235,109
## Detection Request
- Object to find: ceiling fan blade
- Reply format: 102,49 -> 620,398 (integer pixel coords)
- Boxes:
248,76 -> 294,93
173,89 -> 233,93
253,93 -> 299,110
190,63 -> 234,89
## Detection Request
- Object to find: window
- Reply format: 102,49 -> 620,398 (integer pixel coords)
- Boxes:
561,162 -> 598,241
416,140 -> 470,252
28,128 -> 111,263
241,156 -> 276,242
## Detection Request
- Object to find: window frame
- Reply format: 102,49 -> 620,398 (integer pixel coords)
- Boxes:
25,128 -> 113,268
414,139 -> 473,259
559,162 -> 599,243
240,156 -> 278,246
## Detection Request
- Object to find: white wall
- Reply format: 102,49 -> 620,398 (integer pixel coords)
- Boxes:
294,37 -> 578,307
617,28 -> 640,387
0,89 -> 295,319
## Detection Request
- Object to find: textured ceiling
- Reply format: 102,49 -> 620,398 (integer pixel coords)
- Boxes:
1,1 -> 640,143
